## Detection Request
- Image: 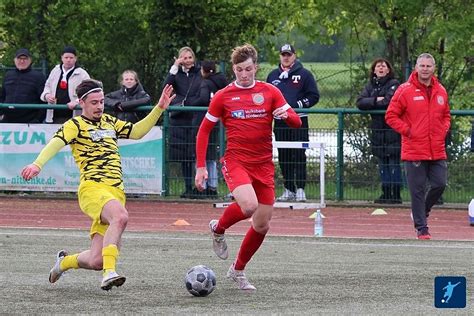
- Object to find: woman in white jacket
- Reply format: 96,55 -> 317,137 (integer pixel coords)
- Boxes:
41,46 -> 90,123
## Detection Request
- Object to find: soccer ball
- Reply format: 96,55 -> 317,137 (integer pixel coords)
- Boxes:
185,265 -> 216,297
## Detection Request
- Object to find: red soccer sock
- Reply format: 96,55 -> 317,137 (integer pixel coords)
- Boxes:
215,202 -> 248,234
234,226 -> 266,270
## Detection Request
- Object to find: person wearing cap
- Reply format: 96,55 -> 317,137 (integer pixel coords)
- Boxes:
266,44 -> 320,202
0,48 -> 46,123
21,79 -> 175,290
41,45 -> 90,123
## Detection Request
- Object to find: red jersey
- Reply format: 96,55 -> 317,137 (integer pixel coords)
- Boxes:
196,81 -> 301,166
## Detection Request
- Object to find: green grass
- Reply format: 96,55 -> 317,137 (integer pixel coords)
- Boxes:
1,228 -> 472,314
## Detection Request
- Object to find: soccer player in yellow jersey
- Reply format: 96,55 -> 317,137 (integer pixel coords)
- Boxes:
21,79 -> 175,290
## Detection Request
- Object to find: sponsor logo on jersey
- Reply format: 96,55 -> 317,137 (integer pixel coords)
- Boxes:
252,93 -> 264,105
413,96 -> 425,101
231,96 -> 240,101
89,129 -> 116,142
231,110 -> 245,119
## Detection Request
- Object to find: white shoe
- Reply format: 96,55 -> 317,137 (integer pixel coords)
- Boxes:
227,263 -> 256,291
101,271 -> 126,291
276,189 -> 296,202
209,219 -> 228,260
296,188 -> 306,202
49,250 -> 68,283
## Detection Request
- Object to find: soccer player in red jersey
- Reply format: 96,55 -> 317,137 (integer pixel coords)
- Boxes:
195,44 -> 302,290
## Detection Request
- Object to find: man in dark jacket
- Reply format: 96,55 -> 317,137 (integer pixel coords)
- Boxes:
0,48 -> 46,123
267,44 -> 320,202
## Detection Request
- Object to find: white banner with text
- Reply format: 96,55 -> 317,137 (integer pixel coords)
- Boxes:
0,123 -> 163,194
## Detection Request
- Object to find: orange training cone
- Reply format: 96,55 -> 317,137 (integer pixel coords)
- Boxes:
172,219 -> 191,226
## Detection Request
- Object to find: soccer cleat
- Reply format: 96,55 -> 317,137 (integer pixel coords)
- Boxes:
227,263 -> 256,291
101,271 -> 126,291
49,250 -> 68,283
209,219 -> 228,260
276,189 -> 296,202
296,188 -> 307,202
417,227 -> 431,240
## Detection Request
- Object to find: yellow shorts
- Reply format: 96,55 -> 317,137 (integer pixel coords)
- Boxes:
78,181 -> 126,238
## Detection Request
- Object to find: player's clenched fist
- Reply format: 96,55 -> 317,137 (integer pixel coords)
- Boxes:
21,164 -> 40,180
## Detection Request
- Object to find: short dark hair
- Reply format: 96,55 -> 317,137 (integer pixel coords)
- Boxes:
76,79 -> 103,100
369,58 -> 395,79
201,60 -> 216,78
231,44 -> 257,65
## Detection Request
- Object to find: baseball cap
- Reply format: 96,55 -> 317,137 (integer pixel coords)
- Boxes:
15,48 -> 31,58
279,44 -> 296,54
62,45 -> 77,56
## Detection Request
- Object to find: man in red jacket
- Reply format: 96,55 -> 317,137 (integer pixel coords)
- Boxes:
385,53 -> 451,240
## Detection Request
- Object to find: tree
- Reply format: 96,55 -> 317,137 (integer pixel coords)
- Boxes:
290,0 -> 473,107
0,0 -> 292,100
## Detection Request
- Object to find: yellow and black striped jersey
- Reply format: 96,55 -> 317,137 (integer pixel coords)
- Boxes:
53,114 -> 133,190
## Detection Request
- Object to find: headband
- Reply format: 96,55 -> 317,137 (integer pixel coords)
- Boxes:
79,87 -> 103,100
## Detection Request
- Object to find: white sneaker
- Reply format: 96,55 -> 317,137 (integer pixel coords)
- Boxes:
209,219 -> 228,260
101,271 -> 126,291
227,263 -> 256,291
276,188 -> 296,201
49,250 -> 68,283
296,188 -> 307,202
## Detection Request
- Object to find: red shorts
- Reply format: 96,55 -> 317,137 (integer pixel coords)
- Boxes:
220,157 -> 275,205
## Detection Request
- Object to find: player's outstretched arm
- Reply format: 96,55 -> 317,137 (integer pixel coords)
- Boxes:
20,137 -> 65,180
21,164 -> 41,180
130,84 -> 175,139
156,84 -> 175,110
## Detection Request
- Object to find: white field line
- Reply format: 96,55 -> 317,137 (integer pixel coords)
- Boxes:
0,228 -> 472,250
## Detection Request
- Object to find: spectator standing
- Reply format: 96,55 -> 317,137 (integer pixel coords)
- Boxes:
0,48 -> 46,123
266,44 -> 320,202
164,46 -> 202,198
386,53 -> 450,240
41,45 -> 90,123
356,58 -> 401,204
195,44 -> 301,290
193,60 -> 228,198
105,70 -> 151,123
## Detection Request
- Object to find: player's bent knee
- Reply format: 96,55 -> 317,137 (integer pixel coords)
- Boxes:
240,202 -> 258,216
253,223 -> 270,234
112,210 -> 129,228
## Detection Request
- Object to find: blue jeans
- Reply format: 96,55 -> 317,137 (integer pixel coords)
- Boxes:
378,155 -> 402,186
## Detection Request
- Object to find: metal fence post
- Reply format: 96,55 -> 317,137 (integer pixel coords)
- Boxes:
336,111 -> 344,200
162,110 -> 170,196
